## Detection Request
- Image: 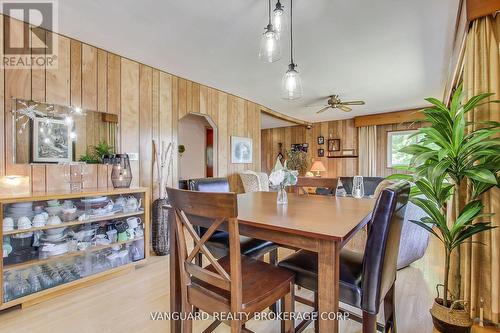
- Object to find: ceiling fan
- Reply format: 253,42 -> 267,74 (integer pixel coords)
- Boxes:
311,95 -> 365,113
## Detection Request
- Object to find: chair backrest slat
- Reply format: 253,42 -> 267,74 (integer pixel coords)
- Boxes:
185,262 -> 231,291
169,188 -> 237,219
361,180 -> 409,314
167,187 -> 242,312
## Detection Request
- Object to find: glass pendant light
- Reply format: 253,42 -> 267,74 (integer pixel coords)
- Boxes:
272,0 -> 286,34
259,0 -> 281,63
281,0 -> 302,99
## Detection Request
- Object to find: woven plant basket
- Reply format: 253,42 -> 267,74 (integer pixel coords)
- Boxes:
151,198 -> 170,256
430,285 -> 472,333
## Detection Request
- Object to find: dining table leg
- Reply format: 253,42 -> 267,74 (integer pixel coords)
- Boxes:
317,239 -> 340,333
169,209 -> 182,333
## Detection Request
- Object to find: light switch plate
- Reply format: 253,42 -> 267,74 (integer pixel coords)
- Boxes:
127,153 -> 139,161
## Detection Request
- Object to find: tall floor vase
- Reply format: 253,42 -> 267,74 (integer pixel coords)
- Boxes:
151,198 -> 170,255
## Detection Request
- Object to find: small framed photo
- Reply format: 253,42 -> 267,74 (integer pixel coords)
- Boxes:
231,136 -> 253,163
318,149 -> 324,157
317,136 -> 325,145
291,143 -> 308,153
32,117 -> 73,163
328,139 -> 341,152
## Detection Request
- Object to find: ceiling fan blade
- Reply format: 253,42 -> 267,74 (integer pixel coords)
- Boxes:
316,106 -> 331,114
339,105 -> 352,112
341,101 -> 365,105
306,104 -> 329,108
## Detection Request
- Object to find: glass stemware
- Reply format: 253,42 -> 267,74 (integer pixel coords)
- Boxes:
352,176 -> 365,199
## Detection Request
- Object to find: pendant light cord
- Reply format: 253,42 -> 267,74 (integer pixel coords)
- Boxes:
290,0 -> 293,64
268,0 -> 272,25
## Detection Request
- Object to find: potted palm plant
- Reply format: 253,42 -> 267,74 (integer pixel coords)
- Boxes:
388,86 -> 499,332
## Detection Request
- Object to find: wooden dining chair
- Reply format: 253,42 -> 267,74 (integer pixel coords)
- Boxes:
167,187 -> 296,333
294,177 -> 338,196
188,178 -> 278,264
278,181 -> 410,333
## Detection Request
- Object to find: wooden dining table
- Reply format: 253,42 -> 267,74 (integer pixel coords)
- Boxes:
168,191 -> 376,333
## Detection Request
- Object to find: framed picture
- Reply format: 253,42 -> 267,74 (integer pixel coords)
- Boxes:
231,136 -> 253,163
318,148 -> 324,157
317,136 -> 324,145
32,117 -> 73,163
291,143 -> 308,153
328,139 -> 341,152
342,149 -> 356,156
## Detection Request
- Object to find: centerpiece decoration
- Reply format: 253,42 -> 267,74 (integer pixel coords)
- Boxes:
151,140 -> 174,255
269,158 -> 298,205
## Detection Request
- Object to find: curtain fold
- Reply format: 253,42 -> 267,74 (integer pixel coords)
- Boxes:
462,14 -> 500,324
358,126 -> 377,176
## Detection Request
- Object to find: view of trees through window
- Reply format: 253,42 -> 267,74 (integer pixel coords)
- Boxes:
387,130 -> 420,167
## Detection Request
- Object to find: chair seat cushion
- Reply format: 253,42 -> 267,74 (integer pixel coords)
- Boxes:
278,249 -> 364,308
191,255 -> 294,309
204,231 -> 277,259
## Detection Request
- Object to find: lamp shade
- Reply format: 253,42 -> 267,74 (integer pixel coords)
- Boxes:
310,160 -> 326,172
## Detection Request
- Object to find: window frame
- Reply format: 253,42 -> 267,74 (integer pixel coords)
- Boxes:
386,129 -> 419,168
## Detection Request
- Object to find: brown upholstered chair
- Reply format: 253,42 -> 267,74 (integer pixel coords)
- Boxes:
167,187 -> 295,333
279,181 -> 410,333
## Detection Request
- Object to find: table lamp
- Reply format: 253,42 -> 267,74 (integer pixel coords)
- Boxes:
310,160 -> 326,177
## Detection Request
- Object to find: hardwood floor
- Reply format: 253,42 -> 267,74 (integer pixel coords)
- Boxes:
0,237 -> 495,333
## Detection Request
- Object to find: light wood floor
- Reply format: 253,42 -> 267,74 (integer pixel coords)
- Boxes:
0,237 -> 496,333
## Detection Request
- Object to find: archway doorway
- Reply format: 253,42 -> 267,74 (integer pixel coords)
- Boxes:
178,113 -> 218,182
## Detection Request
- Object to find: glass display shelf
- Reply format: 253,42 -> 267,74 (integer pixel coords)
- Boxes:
0,187 -> 150,310
4,237 -> 144,272
3,239 -> 145,303
3,210 -> 144,236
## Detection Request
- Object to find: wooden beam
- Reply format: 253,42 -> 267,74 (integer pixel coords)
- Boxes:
260,107 -> 312,127
354,108 -> 427,128
467,0 -> 500,21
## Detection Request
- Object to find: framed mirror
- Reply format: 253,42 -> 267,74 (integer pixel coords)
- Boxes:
11,99 -> 118,164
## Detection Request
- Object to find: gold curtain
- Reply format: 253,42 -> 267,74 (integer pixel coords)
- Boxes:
462,14 -> 500,324
358,126 -> 378,176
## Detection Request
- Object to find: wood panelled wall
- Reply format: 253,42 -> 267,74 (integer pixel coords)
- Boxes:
262,119 -> 423,177
0,15 -> 263,195
261,119 -> 358,178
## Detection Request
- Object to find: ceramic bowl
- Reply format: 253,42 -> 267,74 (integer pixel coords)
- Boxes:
42,233 -> 66,242
45,227 -> 67,235
46,199 -> 60,207
10,202 -> 33,208
62,207 -> 77,214
10,234 -> 34,250
45,206 -> 62,216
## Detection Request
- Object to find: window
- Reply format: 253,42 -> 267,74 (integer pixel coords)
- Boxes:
387,130 -> 419,167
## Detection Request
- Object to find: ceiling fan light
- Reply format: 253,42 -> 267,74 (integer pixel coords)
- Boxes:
272,1 -> 286,33
259,24 -> 281,63
281,63 -> 303,100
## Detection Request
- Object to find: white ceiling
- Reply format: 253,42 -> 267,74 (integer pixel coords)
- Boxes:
44,0 -> 458,122
261,113 -> 297,129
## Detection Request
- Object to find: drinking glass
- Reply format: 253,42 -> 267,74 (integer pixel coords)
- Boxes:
276,185 -> 288,205
352,176 -> 365,199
